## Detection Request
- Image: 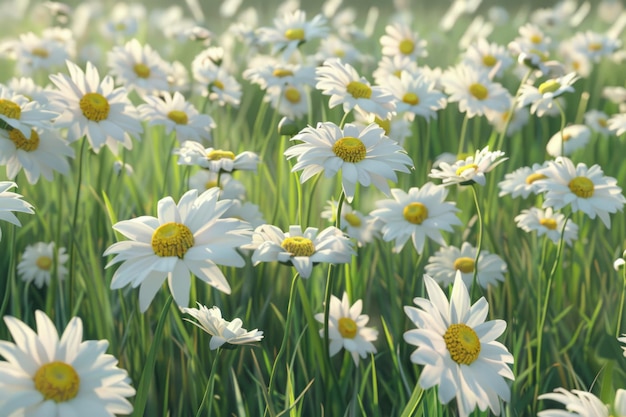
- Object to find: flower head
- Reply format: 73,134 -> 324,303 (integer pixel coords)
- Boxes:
429,146 -> 507,186
0,181 -> 34,241
176,141 -> 259,173
257,10 -> 328,59
518,72 -> 579,117
538,388 -> 626,417
18,241 -> 68,288
515,207 -> 579,246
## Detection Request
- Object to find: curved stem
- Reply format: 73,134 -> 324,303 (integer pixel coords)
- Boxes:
616,265 -> 626,337
339,111 -> 351,129
68,138 -> 88,309
196,347 -> 222,417
470,184 -> 484,300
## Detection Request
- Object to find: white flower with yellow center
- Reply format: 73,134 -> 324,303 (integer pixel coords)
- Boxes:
353,112 -> 413,147
321,200 -> 378,247
222,200 -> 266,228
193,64 -> 242,107
403,273 -> 514,417
372,55 -> 419,86
176,141 -> 260,173
608,113 -> 626,136
584,109 -> 612,136
244,224 -> 354,279
484,103 -> 530,137
257,10 -> 328,59
538,388 -> 626,417
535,157 -> 626,228
138,91 -> 215,143
462,38 -> 513,79
49,61 -> 143,154
515,207 -> 578,246
315,34 -> 362,64
107,38 -> 170,95
0,181 -> 34,241
429,146 -> 507,186
285,122 -> 413,202
314,292 -> 378,365
0,86 -> 56,137
379,22 -> 427,61
0,126 -> 73,184
568,30 -> 621,63
425,242 -> 507,288
11,31 -> 73,76
441,64 -> 510,118
385,71 -> 447,122
103,188 -> 253,312
182,304 -> 264,350
17,241 -> 68,288
517,72 -> 579,117
188,170 -> 247,201
546,124 -> 591,157
243,58 -> 316,91
0,310 -> 135,416
315,58 -> 396,119
498,162 -> 549,199
370,183 -> 462,254
267,82 -> 310,119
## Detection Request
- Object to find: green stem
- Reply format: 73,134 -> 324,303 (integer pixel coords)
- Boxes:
616,264 -> 626,337
495,68 -> 533,152
68,138 -> 88,309
160,133 -> 178,196
339,111 -> 350,129
470,185 -> 484,300
457,114 -> 469,156
196,347 -> 222,417
555,100 -> 567,158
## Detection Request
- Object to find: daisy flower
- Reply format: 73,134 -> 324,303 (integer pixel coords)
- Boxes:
429,146 -> 507,186
222,200 -> 266,228
17,241 -> 68,288
0,310 -> 135,416
608,113 -> 626,136
0,86 -> 56,137
353,112 -> 413,147
193,65 -> 242,108
103,188 -> 253,312
461,38 -> 513,79
568,30 -> 621,63
315,58 -> 396,119
517,72 -> 579,117
10,30 -> 74,76
372,55 -> 419,85
49,60 -> 143,154
284,122 -> 413,202
546,124 -> 591,157
515,207 -> 578,246
0,181 -> 34,241
243,59 -> 316,91
314,292 -> 378,365
244,224 -> 354,279
107,39 -> 170,95
535,157 -> 626,228
138,91 -> 215,143
188,170 -> 247,201
538,388 -> 626,417
485,104 -> 530,137
403,273 -> 514,417
584,109 -> 612,135
182,304 -> 263,350
257,10 -> 328,59
315,34 -> 362,64
321,200 -> 378,247
385,71 -> 447,122
424,242 -> 507,288
369,183 -> 462,254
379,22 -> 427,61
266,82 -> 310,119
176,141 -> 260,173
498,162 -> 549,199
441,64 -> 510,118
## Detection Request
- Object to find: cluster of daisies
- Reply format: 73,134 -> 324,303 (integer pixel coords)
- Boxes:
0,0 -> 625,415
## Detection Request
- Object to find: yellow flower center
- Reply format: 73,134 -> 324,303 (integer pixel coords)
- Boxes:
482,54 -> 497,67
32,47 -> 50,58
469,83 -> 488,100
539,218 -> 558,230
151,222 -> 195,258
374,117 -> 391,136
36,256 -> 53,271
272,68 -> 294,78
562,133 -> 571,142
334,49 -> 346,58
453,257 -> 475,273
530,34 -> 543,44
281,236 -> 315,257
284,86 -> 301,104
284,28 -> 305,41
79,92 -> 110,122
9,129 -> 40,152
538,80 -> 561,95
568,176 -> 594,198
588,42 -> 603,51
393,70 -> 402,78
133,63 -> 151,78
338,317 -> 358,338
598,118 -> 608,128
456,163 -> 478,176
399,39 -> 415,55
346,81 -> 372,99
33,361 -> 80,403
501,110 -> 512,123
403,202 -> 428,225
115,22 -> 127,31
402,92 -> 420,105
212,80 -> 225,90
525,173 -> 547,184
167,110 -> 188,125
443,323 -> 481,365
332,137 -> 366,163
206,150 -> 235,161
344,213 -> 361,227
0,99 -> 22,119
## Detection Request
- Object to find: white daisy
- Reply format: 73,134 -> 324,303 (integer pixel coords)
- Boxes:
498,162 -> 549,199
17,241 -> 68,288
484,104 -> 530,137
103,188 -> 253,312
0,181 -> 34,241
49,61 -> 143,154
353,112 -> 413,147
314,292 -> 378,365
584,109 -> 612,135
188,170 -> 247,201
0,86 -> 56,137
515,207 -> 579,246
568,30 -> 621,63
244,224 -> 354,279
321,200 -> 378,247
284,122 -> 413,202
602,86 -> 626,104
266,82 -> 310,119
0,310 -> 135,416
535,157 -> 626,228
546,124 -> 591,157
11,30 -> 74,76
608,113 -> 626,136
429,146 -> 507,186
193,65 -> 242,108
538,388 -> 626,417
379,22 -> 427,61
369,183 -> 462,254
315,34 -> 362,64
176,141 -> 260,173
221,200 -> 266,228
403,273 -> 514,417
462,38 -> 513,79
372,55 -> 419,86
257,10 -> 328,59
182,304 -> 263,350
518,72 -> 579,117
243,58 -> 316,91
385,71 -> 447,122
107,39 -> 170,95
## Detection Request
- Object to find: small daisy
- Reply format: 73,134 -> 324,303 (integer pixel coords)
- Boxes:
403,273 -> 514,417
498,162 -> 549,199
608,113 -> 626,136
49,61 -> 143,154
369,183 -> 462,254
429,146 -> 507,186
568,30 -> 621,63
188,170 -> 247,201
11,30 -> 74,76
244,224 -> 354,279
515,207 -> 578,246
176,141 -> 260,173
194,65 -> 242,108
484,105 -> 530,137
222,200 -> 266,228
353,112 -> 413,147
379,22 -> 427,61
321,200 -> 378,247
584,109 -> 612,135
462,38 -> 513,79
0,86 -> 56,137
535,157 -> 626,228
515,23 -> 551,53
284,122 -> 413,202
138,91 -> 215,143
315,34 -> 362,64
17,241 -> 68,288
243,59 -> 316,91
0,181 -> 34,241
518,72 -> 579,117
424,242 -> 507,288
257,10 -> 328,59
385,71 -> 447,122
546,124 -> 591,157
314,292 -> 378,365
0,310 -> 135,416
103,188 -> 253,312
602,86 -> 626,104
538,388 -> 626,417
266,82 -> 310,119
182,304 -> 263,350
107,39 -> 170,95
372,55 -> 419,86
315,58 -> 396,119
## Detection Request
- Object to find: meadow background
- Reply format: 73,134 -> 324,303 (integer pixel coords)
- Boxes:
1,0 -> 626,416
